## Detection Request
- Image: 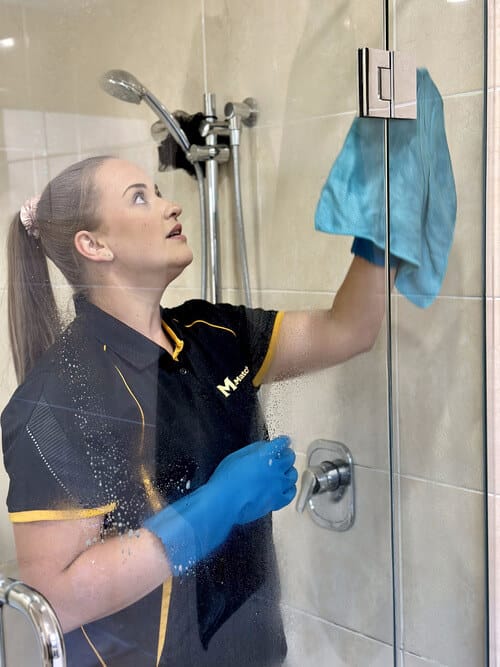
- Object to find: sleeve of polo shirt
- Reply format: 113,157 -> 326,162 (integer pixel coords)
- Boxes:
1,371 -> 116,524
205,302 -> 284,388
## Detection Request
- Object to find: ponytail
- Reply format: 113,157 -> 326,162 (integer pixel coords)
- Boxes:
6,155 -> 112,384
7,214 -> 60,383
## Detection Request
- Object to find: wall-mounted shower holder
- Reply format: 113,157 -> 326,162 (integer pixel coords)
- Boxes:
296,439 -> 355,531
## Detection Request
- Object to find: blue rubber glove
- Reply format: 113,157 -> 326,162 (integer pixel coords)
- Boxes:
351,237 -> 399,268
144,435 -> 297,575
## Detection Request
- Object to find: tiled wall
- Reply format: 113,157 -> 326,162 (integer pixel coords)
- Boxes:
0,1 -> 488,665
393,1 -> 486,665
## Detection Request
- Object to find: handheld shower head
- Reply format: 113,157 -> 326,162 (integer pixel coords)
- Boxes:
99,69 -> 145,105
99,69 -> 192,154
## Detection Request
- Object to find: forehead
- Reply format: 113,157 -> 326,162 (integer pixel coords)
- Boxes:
96,159 -> 153,194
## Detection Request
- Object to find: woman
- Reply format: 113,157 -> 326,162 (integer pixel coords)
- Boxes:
2,156 -> 390,666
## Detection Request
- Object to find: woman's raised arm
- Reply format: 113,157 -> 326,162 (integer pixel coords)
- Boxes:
263,257 -> 396,383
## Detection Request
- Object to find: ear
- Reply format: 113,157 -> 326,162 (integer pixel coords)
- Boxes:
74,231 -> 114,263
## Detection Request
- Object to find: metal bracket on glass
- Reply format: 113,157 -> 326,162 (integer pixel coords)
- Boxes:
358,47 -> 416,119
296,440 -> 354,531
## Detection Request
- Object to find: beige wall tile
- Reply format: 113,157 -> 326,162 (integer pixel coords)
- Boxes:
439,94 -> 484,299
2,1 -> 204,122
255,116 -> 360,292
0,109 -> 45,156
401,477 -> 486,666
204,0 -> 385,126
486,89 -> 495,300
44,112 -> 80,156
396,296 -> 484,490
488,300 -> 497,496
282,606 -> 393,667
209,119 -> 357,295
0,3 -> 30,112
22,6 -> 81,115
1,155 -> 38,227
489,493 -> 497,667
395,0 -> 484,95
492,89 -> 500,298
69,0 -> 204,119
491,300 -> 500,495
261,351 -> 390,470
274,460 -> 394,643
77,116 -> 151,155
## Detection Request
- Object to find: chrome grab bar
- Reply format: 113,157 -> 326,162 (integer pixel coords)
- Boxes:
0,575 -> 65,666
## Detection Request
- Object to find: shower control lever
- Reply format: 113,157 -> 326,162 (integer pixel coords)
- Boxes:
296,460 -> 350,513
296,440 -> 355,531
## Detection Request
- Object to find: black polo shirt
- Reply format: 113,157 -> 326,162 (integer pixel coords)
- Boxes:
2,296 -> 287,667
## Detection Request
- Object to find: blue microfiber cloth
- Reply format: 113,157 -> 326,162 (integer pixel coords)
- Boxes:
314,68 -> 457,308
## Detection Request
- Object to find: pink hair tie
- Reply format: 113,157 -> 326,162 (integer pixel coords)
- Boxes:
20,195 -> 41,239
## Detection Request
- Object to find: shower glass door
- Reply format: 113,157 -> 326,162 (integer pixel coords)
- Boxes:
252,1 -> 396,664
0,0 -> 488,666
386,1 -> 488,666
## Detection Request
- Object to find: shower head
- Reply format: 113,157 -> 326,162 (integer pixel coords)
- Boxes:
99,69 -> 145,105
99,69 -> 192,154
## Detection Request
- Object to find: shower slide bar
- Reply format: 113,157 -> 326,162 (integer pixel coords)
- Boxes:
0,574 -> 65,667
99,71 -> 256,306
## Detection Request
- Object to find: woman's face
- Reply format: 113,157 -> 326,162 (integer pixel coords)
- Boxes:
92,158 -> 193,288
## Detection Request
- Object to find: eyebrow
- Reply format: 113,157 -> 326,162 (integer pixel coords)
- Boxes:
122,182 -> 148,197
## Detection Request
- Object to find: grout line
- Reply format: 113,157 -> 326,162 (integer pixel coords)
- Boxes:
223,287 -> 486,301
2,142 -> 154,163
350,462 -> 486,495
403,650 -> 447,666
443,89 -> 486,100
280,602 -> 394,649
399,472 -> 485,495
254,89 -> 484,131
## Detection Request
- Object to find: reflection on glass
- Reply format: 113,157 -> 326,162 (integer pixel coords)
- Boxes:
1,154 -> 389,665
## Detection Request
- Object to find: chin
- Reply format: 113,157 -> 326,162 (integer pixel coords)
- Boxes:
166,254 -> 193,285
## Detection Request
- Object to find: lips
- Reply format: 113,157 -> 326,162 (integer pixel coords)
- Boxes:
166,223 -> 182,238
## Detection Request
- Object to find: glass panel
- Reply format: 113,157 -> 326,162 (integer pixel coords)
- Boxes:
0,1 -> 395,665
387,1 -> 488,665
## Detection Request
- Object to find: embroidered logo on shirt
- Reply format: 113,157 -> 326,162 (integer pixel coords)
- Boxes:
217,366 -> 250,398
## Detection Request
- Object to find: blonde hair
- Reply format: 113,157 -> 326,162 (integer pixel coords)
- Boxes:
7,156 -> 113,383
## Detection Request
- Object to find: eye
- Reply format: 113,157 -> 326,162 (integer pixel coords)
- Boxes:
154,184 -> 162,198
133,190 -> 147,205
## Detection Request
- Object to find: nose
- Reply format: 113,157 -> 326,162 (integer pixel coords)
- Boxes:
163,200 -> 182,220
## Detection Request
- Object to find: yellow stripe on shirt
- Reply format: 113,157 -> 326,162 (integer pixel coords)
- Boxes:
183,319 -> 237,337
9,502 -> 117,523
252,311 -> 284,387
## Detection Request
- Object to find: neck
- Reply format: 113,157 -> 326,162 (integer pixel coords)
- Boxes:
87,284 -> 173,353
